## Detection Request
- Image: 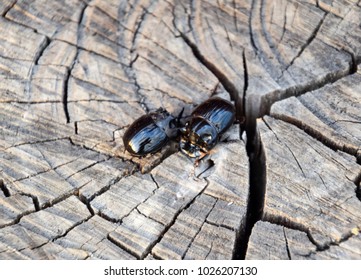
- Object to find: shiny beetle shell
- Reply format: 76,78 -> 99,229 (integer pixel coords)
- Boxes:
123,109 -> 177,156
180,97 -> 235,158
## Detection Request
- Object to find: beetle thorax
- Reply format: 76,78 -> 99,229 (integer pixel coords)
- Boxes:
179,117 -> 219,158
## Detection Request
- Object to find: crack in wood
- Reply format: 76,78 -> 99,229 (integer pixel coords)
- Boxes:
124,3 -> 177,42
129,53 -> 139,68
121,4 -> 155,114
22,35 -> 51,106
62,3 -> 88,124
152,87 -> 195,105
69,71 -> 136,93
276,7 -> 327,81
170,4 -> 242,111
138,179 -> 211,259
260,0 -> 289,72
106,229 -> 140,260
342,48 -> 359,73
11,155 -> 113,219
176,31 -> 242,115
8,140 -> 96,183
204,17 -> 237,74
0,194 -> 33,228
136,54 -> 213,103
248,0 -> 259,54
262,210 -> 361,253
271,113 -> 360,162
241,50 -> 248,125
0,179 -> 11,197
214,1 -> 233,50
126,60 -> 148,114
89,175 -> 159,225
205,219 -> 237,232
233,122 -> 266,259
264,117 -> 306,177
0,100 -> 60,105
262,212 -> 322,248
278,1 -> 288,45
231,0 -> 238,32
149,174 -> 160,190
246,1 -> 358,121
181,195 -> 218,259
355,171 -> 361,201
283,226 -> 292,260
63,67 -> 73,124
194,159 -> 215,179
0,190 -> 89,232
315,228 -> 361,253
131,8 -> 148,53
98,210 -> 123,225
102,204 -> 165,259
65,157 -> 110,181
74,121 -> 78,135
0,52 -> 34,62
18,212 -> 94,254
84,176 -> 124,204
1,0 -> 17,17
204,240 -> 214,259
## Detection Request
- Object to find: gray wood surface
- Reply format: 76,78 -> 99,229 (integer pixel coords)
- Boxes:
0,0 -> 360,259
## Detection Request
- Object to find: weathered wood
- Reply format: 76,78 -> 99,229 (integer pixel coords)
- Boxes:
27,215 -> 137,260
246,221 -> 316,260
246,116 -> 361,259
0,196 -> 90,259
0,194 -> 35,227
247,221 -> 361,259
270,70 -> 361,160
149,141 -> 248,259
1,0 -> 361,260
245,65 -> 361,260
92,141 -> 248,259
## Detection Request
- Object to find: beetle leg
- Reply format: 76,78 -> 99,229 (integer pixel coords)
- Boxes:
194,150 -> 209,167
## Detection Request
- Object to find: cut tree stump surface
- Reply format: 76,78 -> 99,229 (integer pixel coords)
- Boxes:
0,0 -> 360,259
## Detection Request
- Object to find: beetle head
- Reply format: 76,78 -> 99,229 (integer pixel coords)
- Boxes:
179,117 -> 218,158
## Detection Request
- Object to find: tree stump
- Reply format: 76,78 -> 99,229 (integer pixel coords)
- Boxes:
0,0 -> 360,260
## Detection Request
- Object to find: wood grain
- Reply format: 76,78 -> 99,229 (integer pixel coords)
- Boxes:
246,116 -> 361,259
270,70 -> 361,161
1,0 -> 360,259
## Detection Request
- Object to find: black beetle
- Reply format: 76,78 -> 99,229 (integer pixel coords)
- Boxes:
179,97 -> 235,158
123,108 -> 179,157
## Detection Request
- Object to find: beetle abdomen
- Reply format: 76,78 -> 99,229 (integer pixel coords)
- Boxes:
124,122 -> 168,156
123,110 -> 174,156
192,97 -> 235,134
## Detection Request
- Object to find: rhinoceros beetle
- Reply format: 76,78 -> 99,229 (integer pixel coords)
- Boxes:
123,97 -> 235,158
179,97 -> 235,158
122,108 -> 180,156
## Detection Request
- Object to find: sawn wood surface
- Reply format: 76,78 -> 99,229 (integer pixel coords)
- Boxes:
0,0 -> 360,259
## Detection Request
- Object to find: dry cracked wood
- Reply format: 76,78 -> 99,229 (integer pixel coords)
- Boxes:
0,0 -> 360,259
245,116 -> 360,259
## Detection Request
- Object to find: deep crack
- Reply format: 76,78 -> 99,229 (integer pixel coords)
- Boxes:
62,3 -> 88,124
0,179 -> 11,197
233,121 -> 267,259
